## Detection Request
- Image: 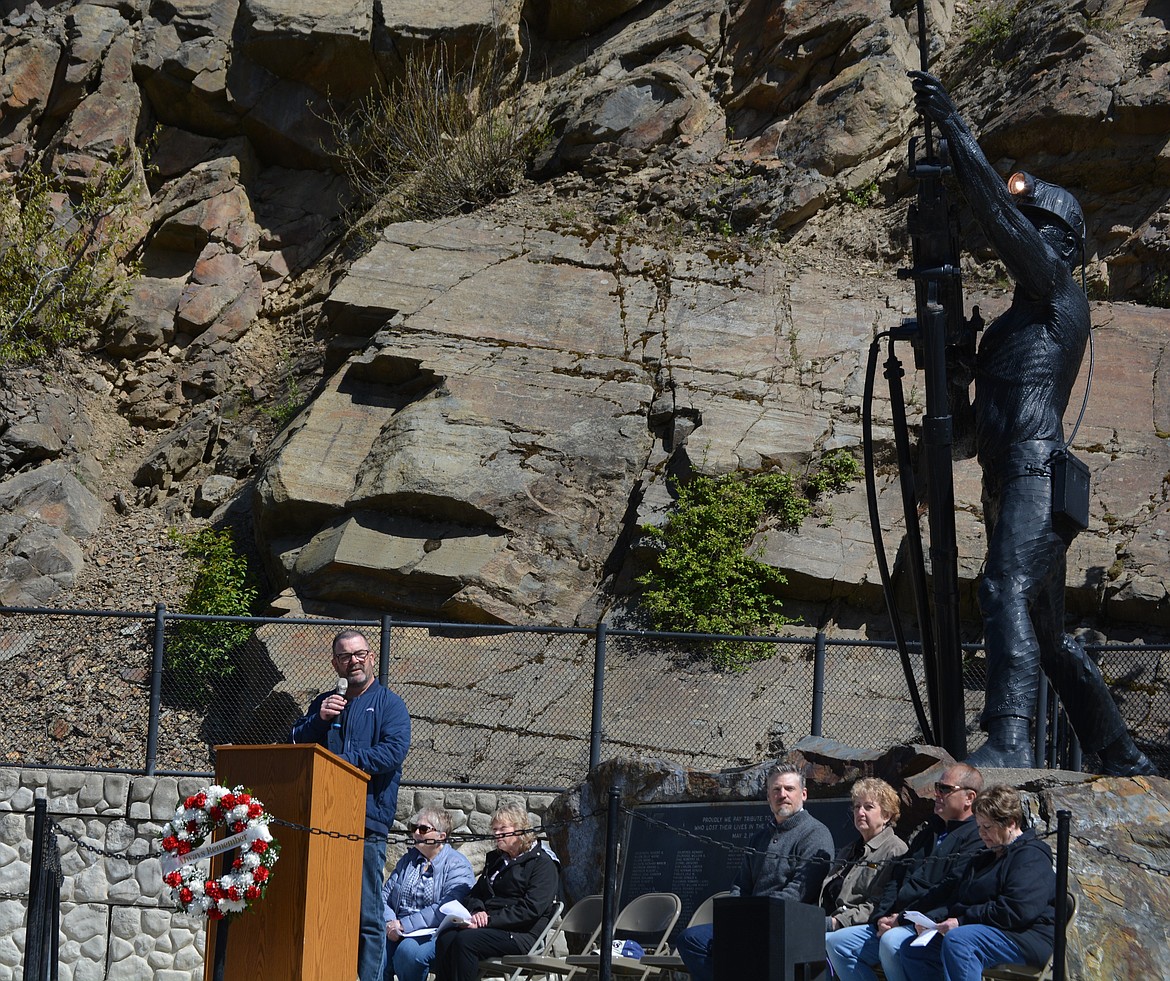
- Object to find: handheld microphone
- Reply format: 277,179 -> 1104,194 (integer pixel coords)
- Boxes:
331,676 -> 348,730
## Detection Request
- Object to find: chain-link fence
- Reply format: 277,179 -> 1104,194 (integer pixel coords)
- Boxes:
2,606 -> 1167,784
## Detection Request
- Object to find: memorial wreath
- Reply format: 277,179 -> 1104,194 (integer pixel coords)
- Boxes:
158,784 -> 280,920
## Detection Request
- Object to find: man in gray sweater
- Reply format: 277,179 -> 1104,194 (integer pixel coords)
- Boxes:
677,763 -> 834,981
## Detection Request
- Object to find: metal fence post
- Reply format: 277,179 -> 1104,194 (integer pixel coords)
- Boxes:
25,791 -> 61,981
600,787 -> 620,981
1053,809 -> 1071,981
379,613 -> 392,686
1035,675 -> 1049,769
146,602 -> 166,775
590,622 -> 608,771
811,631 -> 826,737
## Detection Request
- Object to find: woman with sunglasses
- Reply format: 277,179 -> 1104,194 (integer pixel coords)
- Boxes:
382,807 -> 475,981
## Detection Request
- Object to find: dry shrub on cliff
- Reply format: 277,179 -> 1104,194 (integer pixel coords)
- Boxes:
328,39 -> 545,228
0,150 -> 143,364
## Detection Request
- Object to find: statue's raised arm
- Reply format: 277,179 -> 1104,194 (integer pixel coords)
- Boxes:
908,71 -> 1074,300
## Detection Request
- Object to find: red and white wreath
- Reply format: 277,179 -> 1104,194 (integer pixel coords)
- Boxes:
159,784 -> 279,920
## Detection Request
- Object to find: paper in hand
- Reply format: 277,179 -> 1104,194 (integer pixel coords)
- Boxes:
903,910 -> 939,947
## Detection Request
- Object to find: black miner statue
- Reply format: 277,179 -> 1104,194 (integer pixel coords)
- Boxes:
909,71 -> 1154,774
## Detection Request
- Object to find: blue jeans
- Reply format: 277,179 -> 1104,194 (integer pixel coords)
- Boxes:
900,926 -> 1026,981
676,923 -> 715,981
825,924 -> 915,981
384,935 -> 438,981
360,835 -> 388,981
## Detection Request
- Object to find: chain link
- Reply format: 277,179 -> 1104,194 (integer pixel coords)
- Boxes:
0,891 -> 30,901
1069,832 -> 1170,878
49,820 -> 156,865
37,805 -> 1170,881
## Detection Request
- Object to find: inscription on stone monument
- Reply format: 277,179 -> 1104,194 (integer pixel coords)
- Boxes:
619,800 -> 852,940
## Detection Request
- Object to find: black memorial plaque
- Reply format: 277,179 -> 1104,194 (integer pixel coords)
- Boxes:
619,799 -> 852,943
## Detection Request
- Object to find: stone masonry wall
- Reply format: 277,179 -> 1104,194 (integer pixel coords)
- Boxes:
0,767 -> 557,981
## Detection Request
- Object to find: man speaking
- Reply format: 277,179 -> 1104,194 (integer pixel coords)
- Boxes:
292,629 -> 411,981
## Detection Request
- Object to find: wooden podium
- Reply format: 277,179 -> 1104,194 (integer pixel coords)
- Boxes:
203,743 -> 368,981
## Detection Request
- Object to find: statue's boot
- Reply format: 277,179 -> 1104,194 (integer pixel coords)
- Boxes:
965,716 -> 1036,768
1098,734 -> 1156,776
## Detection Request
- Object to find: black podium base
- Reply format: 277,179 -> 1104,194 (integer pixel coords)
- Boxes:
713,895 -> 827,981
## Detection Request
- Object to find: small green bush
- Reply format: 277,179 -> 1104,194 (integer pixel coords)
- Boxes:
845,180 -> 879,210
967,2 -> 1020,51
0,149 -> 142,364
328,39 -> 547,226
166,528 -> 258,705
1149,272 -> 1170,309
637,452 -> 859,670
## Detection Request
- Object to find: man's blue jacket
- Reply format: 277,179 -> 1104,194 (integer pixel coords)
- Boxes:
291,680 -> 411,833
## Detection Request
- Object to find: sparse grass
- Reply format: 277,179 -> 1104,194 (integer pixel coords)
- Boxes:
326,39 -> 548,232
260,347 -> 305,430
1149,272 -> 1170,308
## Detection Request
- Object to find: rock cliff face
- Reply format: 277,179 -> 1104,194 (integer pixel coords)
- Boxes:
1,0 -> 1168,634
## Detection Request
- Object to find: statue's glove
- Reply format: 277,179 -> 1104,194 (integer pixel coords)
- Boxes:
908,70 -> 958,126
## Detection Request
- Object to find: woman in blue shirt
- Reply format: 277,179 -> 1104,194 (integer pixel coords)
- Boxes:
383,807 -> 475,981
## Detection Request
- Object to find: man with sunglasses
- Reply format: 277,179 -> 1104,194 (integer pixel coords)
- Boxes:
292,629 -> 412,981
826,763 -> 985,981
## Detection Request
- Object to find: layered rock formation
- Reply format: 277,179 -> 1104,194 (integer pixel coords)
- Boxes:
1,0 -> 1168,634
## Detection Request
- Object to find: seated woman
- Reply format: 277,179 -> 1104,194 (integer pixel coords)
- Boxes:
899,785 -> 1056,981
382,806 -> 475,981
821,777 -> 908,932
431,801 -> 560,981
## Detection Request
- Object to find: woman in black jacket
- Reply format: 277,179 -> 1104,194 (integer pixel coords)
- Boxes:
898,785 -> 1056,981
431,802 -> 560,981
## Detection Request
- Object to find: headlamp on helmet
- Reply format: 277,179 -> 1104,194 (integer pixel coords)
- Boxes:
1007,170 -> 1085,247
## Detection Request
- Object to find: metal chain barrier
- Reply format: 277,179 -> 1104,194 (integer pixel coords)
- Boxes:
31,803 -> 1170,889
50,820 -> 158,864
623,805 -> 1170,879
1069,832 -> 1170,878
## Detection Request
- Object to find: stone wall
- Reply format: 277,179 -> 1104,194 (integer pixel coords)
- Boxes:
0,767 -> 557,981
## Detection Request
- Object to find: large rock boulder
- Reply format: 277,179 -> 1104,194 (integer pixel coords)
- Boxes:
0,462 -> 103,606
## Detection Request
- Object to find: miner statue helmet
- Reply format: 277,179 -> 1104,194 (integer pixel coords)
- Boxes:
1007,171 -> 1086,260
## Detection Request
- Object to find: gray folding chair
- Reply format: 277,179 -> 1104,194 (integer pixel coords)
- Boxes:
479,900 -> 564,981
640,890 -> 732,973
564,891 -> 683,979
493,894 -> 605,980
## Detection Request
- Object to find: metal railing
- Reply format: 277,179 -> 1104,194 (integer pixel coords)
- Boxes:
2,605 -> 1167,782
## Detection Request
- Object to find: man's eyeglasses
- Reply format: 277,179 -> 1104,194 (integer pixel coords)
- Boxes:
934,782 -> 970,797
409,823 -> 435,835
333,650 -> 371,663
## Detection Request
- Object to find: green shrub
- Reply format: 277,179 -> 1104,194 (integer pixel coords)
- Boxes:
967,2 -> 1020,51
1149,272 -> 1170,309
805,448 -> 861,497
0,149 -> 142,364
845,180 -> 879,209
327,39 -> 547,226
166,528 -> 258,705
637,453 -> 859,670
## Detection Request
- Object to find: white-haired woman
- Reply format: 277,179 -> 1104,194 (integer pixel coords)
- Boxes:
431,801 -> 560,981
820,777 -> 908,931
382,806 -> 474,981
